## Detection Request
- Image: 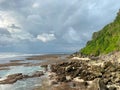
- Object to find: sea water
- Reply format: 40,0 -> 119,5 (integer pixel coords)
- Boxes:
0,53 -> 45,90
0,66 -> 44,90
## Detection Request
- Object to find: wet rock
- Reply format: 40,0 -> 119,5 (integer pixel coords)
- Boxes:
0,71 -> 44,84
31,71 -> 44,77
41,64 -> 48,71
0,73 -> 23,84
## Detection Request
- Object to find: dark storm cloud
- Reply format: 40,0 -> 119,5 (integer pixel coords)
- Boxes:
0,0 -> 120,53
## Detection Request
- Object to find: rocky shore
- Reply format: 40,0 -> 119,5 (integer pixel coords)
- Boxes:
47,52 -> 120,90
50,59 -> 120,90
0,54 -> 120,90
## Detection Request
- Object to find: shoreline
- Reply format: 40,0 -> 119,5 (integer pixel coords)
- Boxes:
0,54 -> 69,90
0,54 -> 119,90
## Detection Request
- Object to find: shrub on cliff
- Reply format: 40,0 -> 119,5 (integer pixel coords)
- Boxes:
80,10 -> 120,56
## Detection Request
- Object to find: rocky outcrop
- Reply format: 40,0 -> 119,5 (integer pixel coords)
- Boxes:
0,71 -> 44,84
51,60 -> 120,89
99,51 -> 120,62
0,73 -> 23,84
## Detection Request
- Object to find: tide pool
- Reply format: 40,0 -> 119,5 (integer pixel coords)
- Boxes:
0,53 -> 46,90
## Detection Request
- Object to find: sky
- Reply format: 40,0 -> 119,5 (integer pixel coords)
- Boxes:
0,0 -> 120,54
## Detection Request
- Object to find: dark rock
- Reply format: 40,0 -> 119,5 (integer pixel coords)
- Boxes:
72,68 -> 81,78
0,71 -> 44,84
65,66 -> 72,72
57,75 -> 66,82
0,73 -> 23,84
50,80 -> 58,85
99,79 -> 108,90
108,86 -> 117,90
50,59 -> 120,89
31,71 -> 44,77
41,64 -> 48,71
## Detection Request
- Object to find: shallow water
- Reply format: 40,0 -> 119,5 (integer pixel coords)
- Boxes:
0,66 -> 43,77
0,65 -> 45,90
0,54 -> 46,90
0,77 -> 43,90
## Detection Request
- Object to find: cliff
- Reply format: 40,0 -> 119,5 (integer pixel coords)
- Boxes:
80,10 -> 120,56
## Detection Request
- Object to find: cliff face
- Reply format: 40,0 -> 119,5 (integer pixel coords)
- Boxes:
80,10 -> 120,56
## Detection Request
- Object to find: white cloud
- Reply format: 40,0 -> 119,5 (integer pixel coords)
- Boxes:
9,28 -> 35,41
32,3 -> 40,8
37,33 -> 56,42
0,11 -> 36,45
0,11 -> 19,28
0,27 -> 36,46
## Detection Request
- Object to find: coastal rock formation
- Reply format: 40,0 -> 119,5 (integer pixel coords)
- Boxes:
0,71 -> 44,84
0,73 -> 24,84
99,51 -> 120,62
51,60 -> 120,90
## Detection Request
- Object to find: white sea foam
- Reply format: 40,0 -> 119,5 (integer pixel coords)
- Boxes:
0,84 -> 12,90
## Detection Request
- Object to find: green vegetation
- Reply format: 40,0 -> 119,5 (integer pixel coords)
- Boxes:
80,10 -> 120,56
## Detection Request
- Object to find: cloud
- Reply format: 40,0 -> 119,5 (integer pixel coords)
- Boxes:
27,14 -> 42,25
37,33 -> 56,42
0,11 -> 36,45
0,0 -> 6,4
63,27 -> 80,43
32,3 -> 40,8
0,27 -> 14,46
0,0 -> 120,53
0,27 -> 10,35
0,27 -> 35,47
8,24 -> 21,29
9,29 -> 35,41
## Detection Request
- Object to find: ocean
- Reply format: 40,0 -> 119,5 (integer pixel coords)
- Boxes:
0,53 -> 46,90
